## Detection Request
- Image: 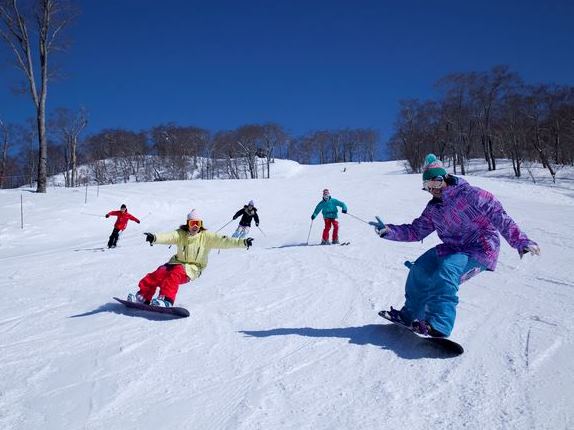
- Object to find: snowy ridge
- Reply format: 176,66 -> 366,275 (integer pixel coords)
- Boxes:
0,160 -> 573,429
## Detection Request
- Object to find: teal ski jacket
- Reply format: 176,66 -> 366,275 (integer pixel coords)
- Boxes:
312,197 -> 347,220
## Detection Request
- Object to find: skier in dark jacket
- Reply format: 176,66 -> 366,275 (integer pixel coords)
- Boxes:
105,204 -> 140,248
232,200 -> 259,239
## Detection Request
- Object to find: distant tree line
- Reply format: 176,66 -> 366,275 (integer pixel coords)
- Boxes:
0,0 -> 380,190
0,118 -> 379,188
388,65 -> 574,182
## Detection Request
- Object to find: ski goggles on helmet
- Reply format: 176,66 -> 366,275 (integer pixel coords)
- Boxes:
187,219 -> 203,230
423,176 -> 445,192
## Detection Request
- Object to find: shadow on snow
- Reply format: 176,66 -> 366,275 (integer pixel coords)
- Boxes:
69,302 -> 182,321
240,323 -> 461,359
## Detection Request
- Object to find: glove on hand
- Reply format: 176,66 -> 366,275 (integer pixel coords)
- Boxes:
342,209 -> 347,214
136,220 -> 140,224
256,223 -> 259,227
519,242 -> 541,259
244,237 -> 254,249
105,214 -> 110,218
368,216 -> 387,237
144,232 -> 155,246
311,215 -> 316,220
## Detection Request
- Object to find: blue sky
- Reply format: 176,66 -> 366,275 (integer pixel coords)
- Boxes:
0,0 -> 573,149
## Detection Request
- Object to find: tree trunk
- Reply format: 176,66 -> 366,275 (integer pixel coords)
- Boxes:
71,135 -> 77,187
534,128 -> 556,183
36,107 -> 48,192
481,135 -> 492,171
488,136 -> 496,171
0,121 -> 7,189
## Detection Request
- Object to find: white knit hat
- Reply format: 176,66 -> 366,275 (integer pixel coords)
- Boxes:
187,209 -> 201,220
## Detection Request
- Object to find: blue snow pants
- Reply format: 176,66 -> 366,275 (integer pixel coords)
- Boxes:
232,225 -> 250,239
400,248 -> 485,336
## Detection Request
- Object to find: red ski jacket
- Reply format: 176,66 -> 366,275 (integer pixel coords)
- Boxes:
106,210 -> 140,231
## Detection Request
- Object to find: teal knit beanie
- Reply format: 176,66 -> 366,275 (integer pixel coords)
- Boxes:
422,154 -> 447,181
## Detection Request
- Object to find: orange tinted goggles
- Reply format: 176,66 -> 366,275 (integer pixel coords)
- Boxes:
187,219 -> 203,229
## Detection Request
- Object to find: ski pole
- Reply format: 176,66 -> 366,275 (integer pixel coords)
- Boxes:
306,219 -> 314,245
81,212 -> 105,218
344,212 -> 370,225
216,219 -> 235,232
256,226 -> 266,237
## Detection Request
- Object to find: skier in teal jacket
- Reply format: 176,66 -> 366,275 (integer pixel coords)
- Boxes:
311,189 -> 348,245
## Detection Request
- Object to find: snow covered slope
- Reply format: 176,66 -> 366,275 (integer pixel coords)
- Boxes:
1,160 -> 573,430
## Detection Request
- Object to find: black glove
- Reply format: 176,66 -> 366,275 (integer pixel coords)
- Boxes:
136,220 -> 140,224
244,237 -> 254,249
256,223 -> 259,227
105,214 -> 110,218
144,232 -> 155,246
342,209 -> 347,214
311,215 -> 316,220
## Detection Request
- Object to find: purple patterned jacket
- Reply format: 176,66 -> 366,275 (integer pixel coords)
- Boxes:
383,177 -> 536,271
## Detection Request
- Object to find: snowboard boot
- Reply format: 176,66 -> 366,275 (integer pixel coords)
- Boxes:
332,239 -> 340,245
320,240 -> 330,245
151,295 -> 173,308
127,292 -> 149,305
411,320 -> 447,338
383,306 -> 408,324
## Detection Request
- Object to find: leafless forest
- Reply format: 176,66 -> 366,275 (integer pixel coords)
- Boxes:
388,66 -> 574,182
0,119 -> 379,188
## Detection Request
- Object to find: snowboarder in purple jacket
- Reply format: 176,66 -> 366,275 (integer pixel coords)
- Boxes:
370,154 -> 540,337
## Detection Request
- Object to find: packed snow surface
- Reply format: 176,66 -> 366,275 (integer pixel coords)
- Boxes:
1,160 -> 573,429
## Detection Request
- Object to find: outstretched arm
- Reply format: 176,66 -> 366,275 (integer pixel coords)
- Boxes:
333,199 -> 348,213
383,208 -> 435,242
233,209 -> 244,220
205,231 -> 248,249
153,231 -> 180,245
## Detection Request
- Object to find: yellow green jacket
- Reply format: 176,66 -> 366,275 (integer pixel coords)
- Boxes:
153,228 -> 246,278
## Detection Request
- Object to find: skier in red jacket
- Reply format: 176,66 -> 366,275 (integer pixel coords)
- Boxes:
105,204 -> 140,248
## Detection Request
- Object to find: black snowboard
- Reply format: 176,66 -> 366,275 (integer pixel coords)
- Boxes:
378,310 -> 464,355
113,297 -> 190,318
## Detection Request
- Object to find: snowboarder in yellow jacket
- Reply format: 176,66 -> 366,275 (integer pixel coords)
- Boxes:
127,209 -> 253,307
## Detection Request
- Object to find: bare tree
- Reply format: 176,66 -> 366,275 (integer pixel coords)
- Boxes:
0,117 -> 9,188
389,66 -> 574,181
357,128 -> 379,162
83,128 -> 147,184
388,99 -> 440,173
234,125 -> 262,179
151,123 -> 209,180
260,123 -> 287,178
50,106 -> 88,186
470,66 -> 520,171
523,85 -> 557,182
0,0 -> 76,192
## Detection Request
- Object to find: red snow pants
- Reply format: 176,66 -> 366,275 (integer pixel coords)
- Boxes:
322,218 -> 339,242
138,264 -> 189,304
